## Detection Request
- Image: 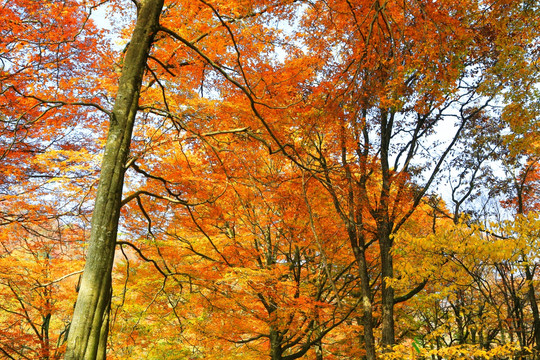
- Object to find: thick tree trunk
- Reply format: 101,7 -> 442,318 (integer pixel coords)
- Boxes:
352,242 -> 376,360
64,1 -> 164,359
270,328 -> 283,360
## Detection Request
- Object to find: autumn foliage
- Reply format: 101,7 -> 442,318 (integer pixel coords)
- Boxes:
0,0 -> 539,359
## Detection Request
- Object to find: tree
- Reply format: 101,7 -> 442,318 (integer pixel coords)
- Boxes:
0,220 -> 84,359
110,128 -> 360,359
63,0 -> 165,359
1,0 -> 538,359
0,0 -> 112,358
66,0 -> 540,357
231,1 -> 539,357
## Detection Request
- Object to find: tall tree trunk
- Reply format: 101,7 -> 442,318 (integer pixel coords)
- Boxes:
64,1 -> 164,359
517,181 -> 540,357
379,110 -> 395,350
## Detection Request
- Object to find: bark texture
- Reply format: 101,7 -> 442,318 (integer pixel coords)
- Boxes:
64,1 -> 164,358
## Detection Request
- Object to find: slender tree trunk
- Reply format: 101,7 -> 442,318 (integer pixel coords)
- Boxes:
315,340 -> 324,360
64,1 -> 164,359
379,227 -> 395,349
379,110 -> 395,350
525,264 -> 540,356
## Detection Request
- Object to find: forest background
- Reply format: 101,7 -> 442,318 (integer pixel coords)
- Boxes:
0,0 -> 539,359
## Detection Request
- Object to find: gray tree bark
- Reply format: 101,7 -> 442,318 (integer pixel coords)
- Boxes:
64,0 -> 164,358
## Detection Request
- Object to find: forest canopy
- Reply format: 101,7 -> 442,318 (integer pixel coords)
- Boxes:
0,0 -> 539,359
